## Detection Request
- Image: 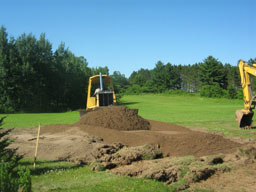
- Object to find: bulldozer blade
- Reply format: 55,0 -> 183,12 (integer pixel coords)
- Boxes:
79,108 -> 97,118
79,110 -> 87,118
235,110 -> 254,128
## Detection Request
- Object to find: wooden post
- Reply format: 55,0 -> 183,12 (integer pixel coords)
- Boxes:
33,123 -> 41,169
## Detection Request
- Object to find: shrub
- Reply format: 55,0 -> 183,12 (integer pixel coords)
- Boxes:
235,89 -> 243,100
0,99 -> 16,113
125,84 -> 143,95
0,163 -> 31,192
18,167 -> 32,192
227,86 -> 237,99
164,89 -> 198,96
115,93 -> 124,104
200,84 -> 224,98
0,117 -> 21,169
0,162 -> 19,192
0,117 -> 31,192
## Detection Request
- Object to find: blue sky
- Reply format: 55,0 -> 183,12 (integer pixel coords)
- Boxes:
1,0 -> 255,77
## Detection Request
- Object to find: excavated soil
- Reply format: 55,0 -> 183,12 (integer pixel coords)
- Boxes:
6,106 -> 256,191
40,120 -> 241,157
109,145 -> 256,192
76,106 -> 150,131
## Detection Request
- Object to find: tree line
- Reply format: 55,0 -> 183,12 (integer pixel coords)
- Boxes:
1,26 -> 256,113
126,57 -> 256,99
0,26 -> 110,112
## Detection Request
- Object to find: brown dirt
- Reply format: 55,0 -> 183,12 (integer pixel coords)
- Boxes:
109,145 -> 256,191
190,160 -> 256,192
76,106 -> 150,131
41,120 -> 241,157
189,144 -> 256,191
6,106 -> 256,191
110,158 -> 181,184
9,127 -> 118,162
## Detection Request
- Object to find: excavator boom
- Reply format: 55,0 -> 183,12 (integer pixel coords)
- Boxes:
236,60 -> 256,128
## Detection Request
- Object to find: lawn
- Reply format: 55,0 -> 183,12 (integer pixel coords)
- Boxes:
21,159 -> 173,192
120,94 -> 256,139
20,158 -> 211,192
0,112 -> 79,128
1,94 -> 256,139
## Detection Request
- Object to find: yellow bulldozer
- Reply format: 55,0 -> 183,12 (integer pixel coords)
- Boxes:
86,73 -> 116,110
235,60 -> 256,128
79,73 -> 116,117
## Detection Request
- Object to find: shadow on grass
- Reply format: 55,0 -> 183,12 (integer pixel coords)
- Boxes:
20,159 -> 63,166
20,160 -> 82,176
118,102 -> 139,106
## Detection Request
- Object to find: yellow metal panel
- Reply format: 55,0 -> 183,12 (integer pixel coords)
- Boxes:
86,78 -> 97,109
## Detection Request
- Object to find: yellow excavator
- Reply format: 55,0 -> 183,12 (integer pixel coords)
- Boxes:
235,60 -> 256,128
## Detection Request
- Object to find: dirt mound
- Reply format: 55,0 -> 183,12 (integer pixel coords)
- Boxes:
8,117 -> 256,191
41,120 -> 242,157
76,106 -> 150,131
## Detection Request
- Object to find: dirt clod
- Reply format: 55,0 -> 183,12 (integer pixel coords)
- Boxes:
199,156 -> 224,165
189,167 -> 217,182
238,144 -> 256,159
100,144 -> 162,169
110,158 -> 181,184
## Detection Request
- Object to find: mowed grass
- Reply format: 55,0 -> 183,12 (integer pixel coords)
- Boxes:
1,94 -> 256,139
0,112 -> 79,128
21,159 -> 172,192
120,94 -> 256,139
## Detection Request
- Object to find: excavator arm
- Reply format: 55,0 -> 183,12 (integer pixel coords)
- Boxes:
236,60 -> 256,128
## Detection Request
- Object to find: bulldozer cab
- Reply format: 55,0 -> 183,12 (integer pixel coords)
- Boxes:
86,74 -> 116,110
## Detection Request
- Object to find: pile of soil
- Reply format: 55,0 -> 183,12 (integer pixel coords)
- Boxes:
7,105 -> 256,191
19,120 -> 243,159
10,125 -> 256,191
76,106 -> 150,131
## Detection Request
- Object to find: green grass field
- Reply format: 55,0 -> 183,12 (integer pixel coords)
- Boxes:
0,112 -> 79,128
1,94 -> 255,192
20,158 -> 210,192
120,94 -> 256,139
1,94 -> 255,138
21,159 -> 172,192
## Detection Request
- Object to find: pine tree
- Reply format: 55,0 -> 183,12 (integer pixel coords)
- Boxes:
0,26 -> 11,112
0,117 -> 22,167
199,56 -> 225,88
152,61 -> 167,92
0,117 -> 31,192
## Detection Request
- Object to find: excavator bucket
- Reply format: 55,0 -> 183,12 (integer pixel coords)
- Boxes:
235,110 -> 254,128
